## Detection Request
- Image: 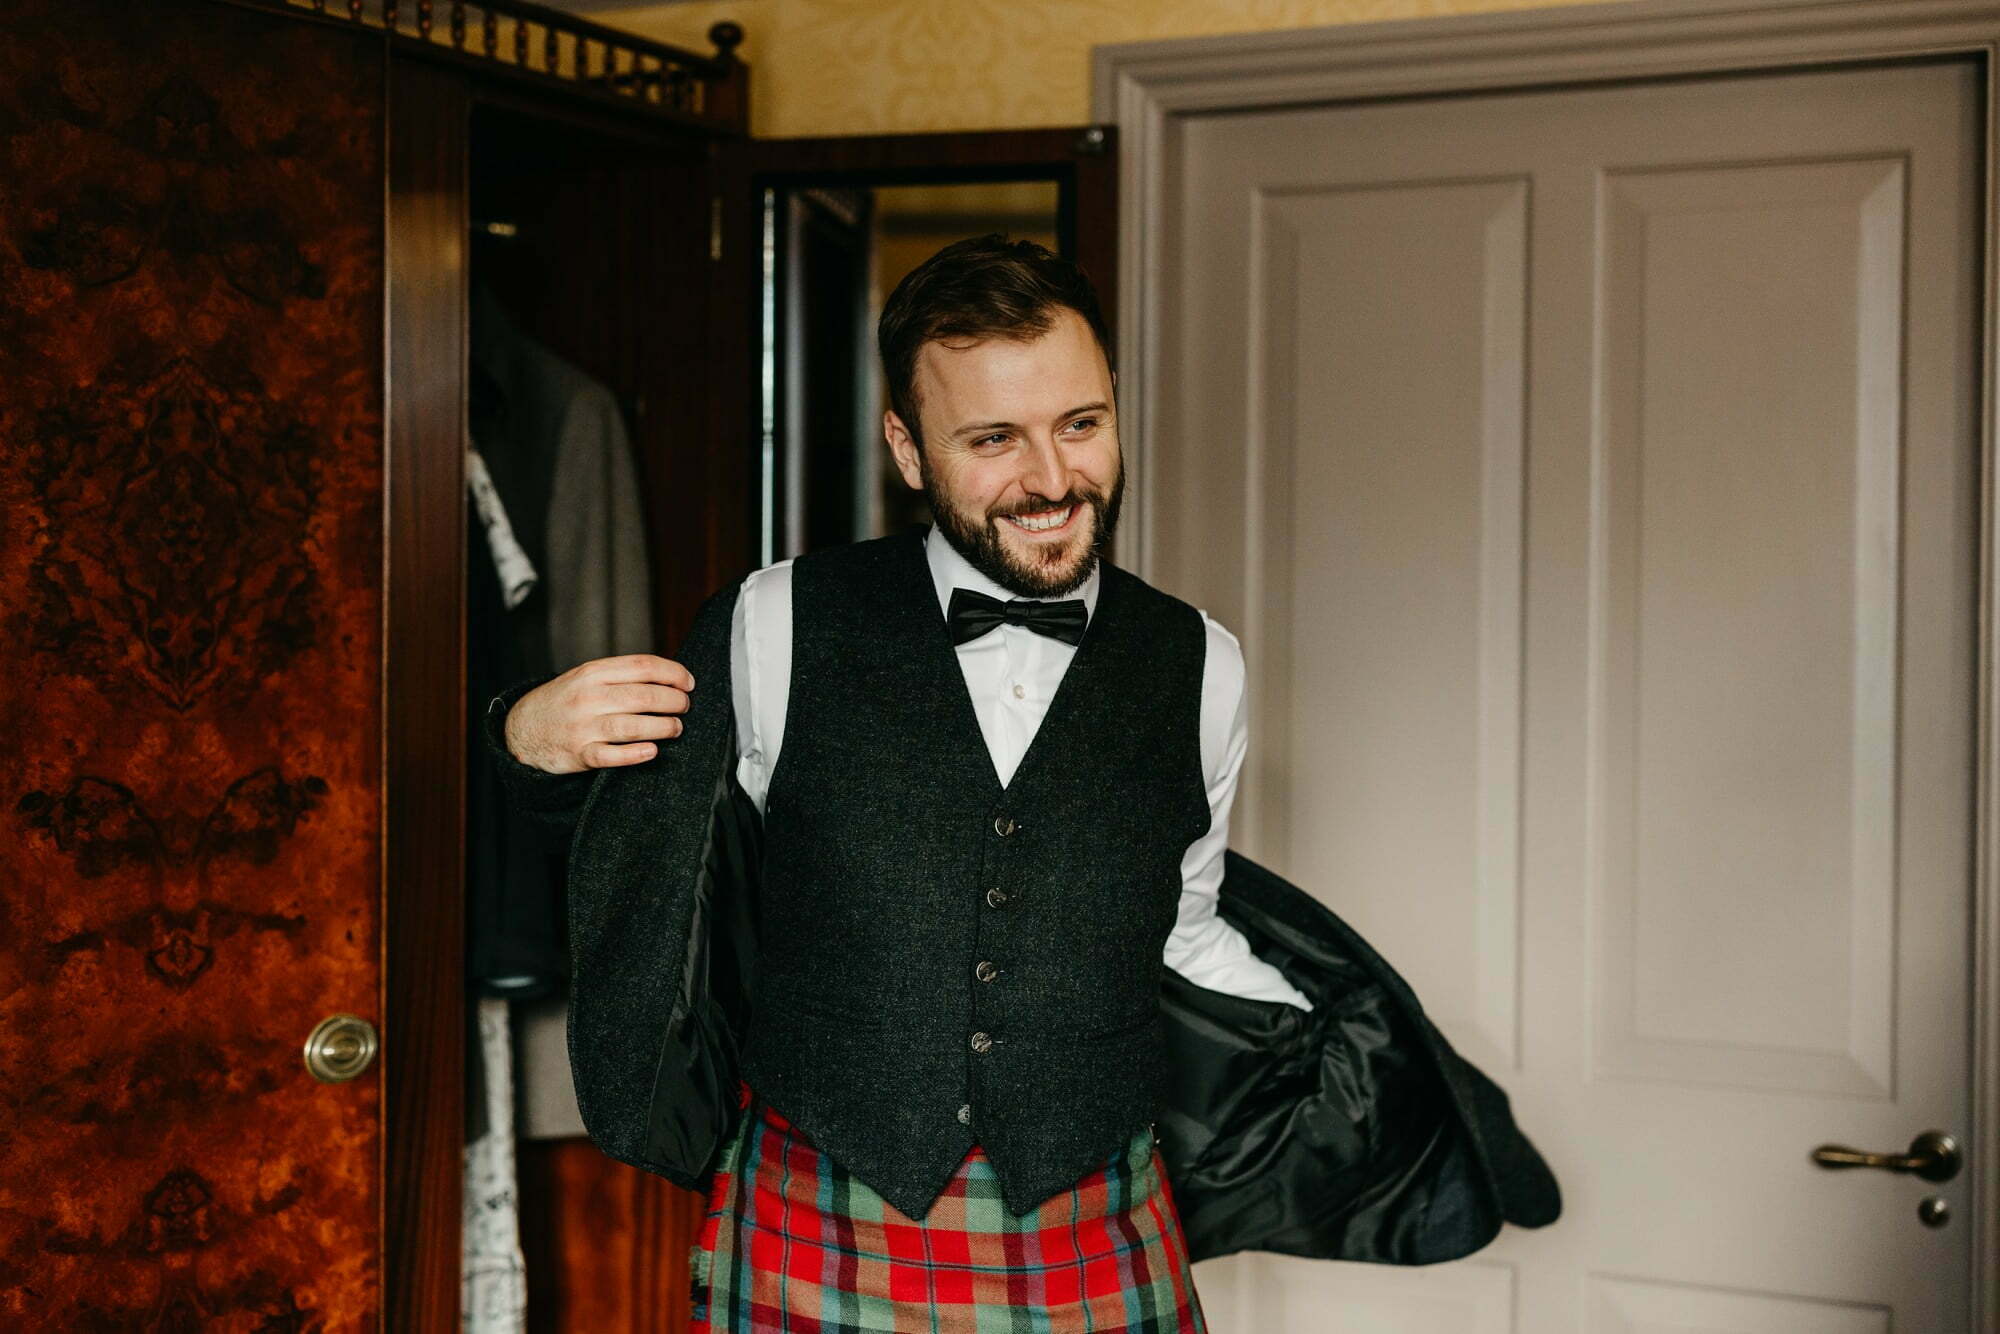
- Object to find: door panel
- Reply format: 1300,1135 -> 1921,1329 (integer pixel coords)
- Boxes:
1161,57 -> 1979,1332
1593,155 -> 1906,1100
0,0 -> 385,1325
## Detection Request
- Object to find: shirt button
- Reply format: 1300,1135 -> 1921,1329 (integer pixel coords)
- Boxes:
993,814 -> 1017,837
1011,682 -> 1025,699
958,1103 -> 973,1125
974,960 -> 999,983
970,1031 -> 993,1054
985,887 -> 1009,908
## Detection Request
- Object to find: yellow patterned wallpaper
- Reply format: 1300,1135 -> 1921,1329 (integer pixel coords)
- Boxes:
583,0 -> 1616,138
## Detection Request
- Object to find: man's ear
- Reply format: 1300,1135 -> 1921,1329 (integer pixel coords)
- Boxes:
884,409 -> 925,491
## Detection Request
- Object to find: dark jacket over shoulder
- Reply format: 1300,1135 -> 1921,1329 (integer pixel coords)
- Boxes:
480,579 -> 1561,1263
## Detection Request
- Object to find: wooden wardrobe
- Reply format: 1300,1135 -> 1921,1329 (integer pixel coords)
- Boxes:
0,1 -> 1115,1327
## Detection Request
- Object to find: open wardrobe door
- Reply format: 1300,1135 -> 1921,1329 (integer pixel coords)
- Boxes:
0,0 -> 752,1327
0,1 -> 395,1326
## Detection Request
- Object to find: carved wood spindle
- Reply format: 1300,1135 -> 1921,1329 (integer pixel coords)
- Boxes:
543,23 -> 557,76
383,2 -> 397,34
513,16 -> 527,65
705,20 -> 742,116
483,7 -> 496,56
710,20 -> 743,65
347,0 -> 361,21
450,2 -> 464,48
417,1 -> 431,38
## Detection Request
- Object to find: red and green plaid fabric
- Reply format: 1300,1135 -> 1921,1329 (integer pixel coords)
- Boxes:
690,1081 -> 1208,1333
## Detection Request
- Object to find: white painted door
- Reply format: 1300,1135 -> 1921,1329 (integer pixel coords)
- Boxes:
1153,56 -> 1980,1332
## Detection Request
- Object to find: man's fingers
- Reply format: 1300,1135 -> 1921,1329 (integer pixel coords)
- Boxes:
604,682 -> 691,717
585,653 -> 694,692
582,738 -> 658,768
597,712 -> 684,745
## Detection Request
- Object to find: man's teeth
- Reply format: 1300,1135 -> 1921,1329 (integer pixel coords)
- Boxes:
1006,506 -> 1073,532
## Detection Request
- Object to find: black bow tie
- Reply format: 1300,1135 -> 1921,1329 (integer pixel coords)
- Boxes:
946,587 -> 1088,647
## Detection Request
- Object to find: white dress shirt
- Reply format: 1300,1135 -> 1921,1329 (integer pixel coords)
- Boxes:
728,527 -> 1313,1011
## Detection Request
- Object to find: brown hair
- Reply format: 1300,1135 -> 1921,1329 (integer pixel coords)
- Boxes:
876,234 -> 1113,447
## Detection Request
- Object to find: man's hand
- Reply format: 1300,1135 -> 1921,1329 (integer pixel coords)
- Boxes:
503,654 -> 695,774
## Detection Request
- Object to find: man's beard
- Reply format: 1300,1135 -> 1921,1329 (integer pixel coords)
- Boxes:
919,449 -> 1125,599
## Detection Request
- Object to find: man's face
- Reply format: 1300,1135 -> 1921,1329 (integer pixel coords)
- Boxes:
884,306 -> 1123,599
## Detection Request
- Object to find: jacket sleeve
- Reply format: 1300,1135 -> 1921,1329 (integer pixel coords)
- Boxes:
559,580 -> 751,1189
479,670 -> 595,834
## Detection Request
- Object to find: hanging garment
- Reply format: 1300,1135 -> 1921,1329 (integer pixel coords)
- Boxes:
467,281 -> 655,1141
460,445 -> 539,1334
465,489 -> 567,996
467,443 -> 539,611
466,280 -> 658,996
462,995 -> 529,1334
469,281 -> 653,673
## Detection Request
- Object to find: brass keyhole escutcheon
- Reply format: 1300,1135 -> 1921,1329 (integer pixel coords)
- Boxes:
304,1012 -> 379,1084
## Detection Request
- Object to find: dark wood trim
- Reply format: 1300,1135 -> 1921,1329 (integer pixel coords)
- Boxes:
744,125 -> 1112,179
211,0 -> 749,133
384,54 -> 470,1333
706,133 -> 767,603
464,58 -> 747,146
517,1139 -> 703,1332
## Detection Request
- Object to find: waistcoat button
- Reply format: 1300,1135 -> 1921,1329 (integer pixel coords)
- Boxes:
957,1103 -> 973,1125
993,814 -> 1017,837
985,887 -> 1009,908
974,960 -> 999,982
969,1031 -> 993,1054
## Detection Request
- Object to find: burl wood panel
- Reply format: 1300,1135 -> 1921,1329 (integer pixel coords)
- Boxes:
517,1140 -> 704,1333
0,1 -> 385,1327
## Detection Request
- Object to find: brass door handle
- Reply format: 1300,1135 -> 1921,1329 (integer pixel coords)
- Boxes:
1810,1130 -> 1960,1183
304,1012 -> 380,1083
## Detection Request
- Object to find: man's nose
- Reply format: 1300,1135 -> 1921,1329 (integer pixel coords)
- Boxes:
1017,432 -> 1069,499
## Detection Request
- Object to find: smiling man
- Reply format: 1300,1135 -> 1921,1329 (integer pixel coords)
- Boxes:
496,235 -> 1312,1331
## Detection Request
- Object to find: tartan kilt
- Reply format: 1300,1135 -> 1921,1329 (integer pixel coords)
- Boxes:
690,1081 -> 1208,1333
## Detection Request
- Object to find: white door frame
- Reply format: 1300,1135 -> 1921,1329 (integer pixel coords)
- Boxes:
1094,0 -> 2000,1325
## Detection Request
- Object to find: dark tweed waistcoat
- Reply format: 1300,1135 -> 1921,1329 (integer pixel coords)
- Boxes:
736,530 -> 1214,1220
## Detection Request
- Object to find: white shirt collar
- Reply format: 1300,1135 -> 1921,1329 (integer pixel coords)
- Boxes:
924,524 -> 1101,622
